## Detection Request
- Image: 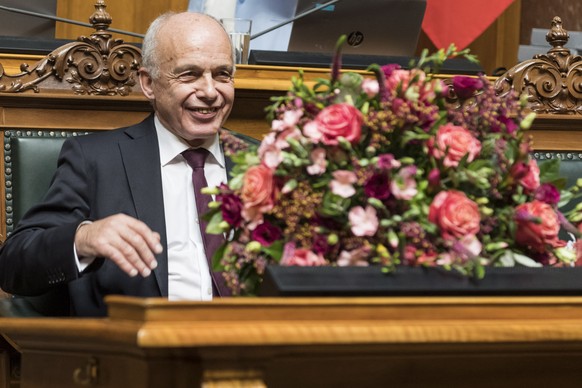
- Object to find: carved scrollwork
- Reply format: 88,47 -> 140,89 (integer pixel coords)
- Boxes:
494,16 -> 582,115
0,0 -> 141,96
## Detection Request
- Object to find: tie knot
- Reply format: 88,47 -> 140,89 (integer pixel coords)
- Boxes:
182,148 -> 209,169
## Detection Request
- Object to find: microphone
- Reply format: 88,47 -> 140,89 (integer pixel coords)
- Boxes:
250,0 -> 341,40
0,4 -> 144,39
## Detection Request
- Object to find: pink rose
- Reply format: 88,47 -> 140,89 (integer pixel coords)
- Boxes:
519,159 -> 540,193
428,190 -> 480,240
428,123 -> 481,167
241,165 -> 277,228
304,103 -> 362,145
514,200 -> 560,253
281,248 -> 327,266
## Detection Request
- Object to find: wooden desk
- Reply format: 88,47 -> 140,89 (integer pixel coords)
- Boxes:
2,295 -> 582,387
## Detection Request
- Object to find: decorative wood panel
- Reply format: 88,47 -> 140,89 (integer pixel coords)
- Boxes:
3,296 -> 582,387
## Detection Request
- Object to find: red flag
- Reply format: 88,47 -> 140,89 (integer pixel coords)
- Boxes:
421,0 -> 515,50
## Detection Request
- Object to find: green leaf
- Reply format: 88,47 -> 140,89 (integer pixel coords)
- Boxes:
538,158 -> 561,183
206,211 -> 226,235
261,240 -> 284,262
320,191 -> 351,217
511,251 -> 543,267
211,243 -> 227,271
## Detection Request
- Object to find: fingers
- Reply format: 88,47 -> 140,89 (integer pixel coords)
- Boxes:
74,214 -> 163,278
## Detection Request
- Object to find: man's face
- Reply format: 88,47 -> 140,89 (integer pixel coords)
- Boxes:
140,16 -> 235,146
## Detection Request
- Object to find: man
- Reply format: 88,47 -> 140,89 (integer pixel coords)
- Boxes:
0,12 -> 253,316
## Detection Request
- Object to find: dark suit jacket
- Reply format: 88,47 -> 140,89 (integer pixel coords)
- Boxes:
0,114 -> 258,317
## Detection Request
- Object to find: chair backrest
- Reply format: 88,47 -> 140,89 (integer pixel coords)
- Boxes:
532,150 -> 582,213
4,130 -> 92,237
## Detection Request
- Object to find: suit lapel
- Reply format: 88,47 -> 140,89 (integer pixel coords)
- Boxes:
119,116 -> 169,296
115,123 -> 255,298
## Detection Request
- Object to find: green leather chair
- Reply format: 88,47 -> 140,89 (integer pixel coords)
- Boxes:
1,129 -> 91,316
532,151 -> 582,213
4,129 -> 90,235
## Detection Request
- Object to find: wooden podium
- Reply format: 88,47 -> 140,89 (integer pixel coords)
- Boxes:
2,295 -> 582,387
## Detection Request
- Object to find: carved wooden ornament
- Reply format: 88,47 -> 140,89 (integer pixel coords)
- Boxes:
494,16 -> 582,115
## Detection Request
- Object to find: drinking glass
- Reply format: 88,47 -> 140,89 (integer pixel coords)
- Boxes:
220,18 -> 252,65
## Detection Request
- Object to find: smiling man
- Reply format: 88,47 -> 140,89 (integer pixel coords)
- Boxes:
0,13 -> 253,317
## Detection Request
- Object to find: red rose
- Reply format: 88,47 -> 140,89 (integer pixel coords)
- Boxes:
240,165 -> 277,228
428,123 -> 481,167
514,200 -> 560,253
308,103 -> 362,145
428,190 -> 480,240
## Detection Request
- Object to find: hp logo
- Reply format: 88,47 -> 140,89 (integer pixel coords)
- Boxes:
347,31 -> 364,47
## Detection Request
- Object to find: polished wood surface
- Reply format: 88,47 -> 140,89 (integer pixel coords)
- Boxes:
2,295 -> 582,387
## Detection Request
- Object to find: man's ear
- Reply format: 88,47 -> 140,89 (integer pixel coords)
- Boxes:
138,69 -> 155,100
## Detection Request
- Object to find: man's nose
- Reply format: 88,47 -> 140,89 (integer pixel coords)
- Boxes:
195,73 -> 219,100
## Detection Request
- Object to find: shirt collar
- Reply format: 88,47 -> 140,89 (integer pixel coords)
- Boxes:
154,115 -> 225,167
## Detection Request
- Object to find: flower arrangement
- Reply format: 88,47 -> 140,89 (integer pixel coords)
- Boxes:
210,43 -> 582,296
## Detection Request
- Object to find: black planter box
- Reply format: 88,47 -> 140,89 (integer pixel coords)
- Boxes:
259,266 -> 582,297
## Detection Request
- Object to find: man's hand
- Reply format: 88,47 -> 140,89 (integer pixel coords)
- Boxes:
74,214 -> 162,277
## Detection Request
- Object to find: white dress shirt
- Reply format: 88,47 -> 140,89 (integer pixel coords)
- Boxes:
75,117 -> 227,300
154,116 -> 227,301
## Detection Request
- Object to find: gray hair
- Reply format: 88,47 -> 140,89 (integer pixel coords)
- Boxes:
140,12 -> 235,80
140,12 -> 176,80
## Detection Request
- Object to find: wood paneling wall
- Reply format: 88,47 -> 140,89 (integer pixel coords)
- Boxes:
55,0 -> 189,43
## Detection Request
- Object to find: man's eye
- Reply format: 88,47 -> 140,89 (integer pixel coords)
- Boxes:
215,72 -> 233,82
177,72 -> 198,82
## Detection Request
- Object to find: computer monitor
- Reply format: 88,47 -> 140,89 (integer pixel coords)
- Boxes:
288,0 -> 427,57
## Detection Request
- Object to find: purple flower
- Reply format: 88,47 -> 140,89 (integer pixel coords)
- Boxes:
364,173 -> 391,200
251,221 -> 282,246
312,234 -> 332,255
428,168 -> 441,187
381,63 -> 401,78
491,116 -> 518,134
534,183 -> 560,205
452,76 -> 483,99
218,192 -> 243,227
377,153 -> 401,170
510,161 -> 529,181
500,116 -> 519,134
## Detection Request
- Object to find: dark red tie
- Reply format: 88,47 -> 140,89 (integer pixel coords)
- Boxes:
182,148 -> 229,296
